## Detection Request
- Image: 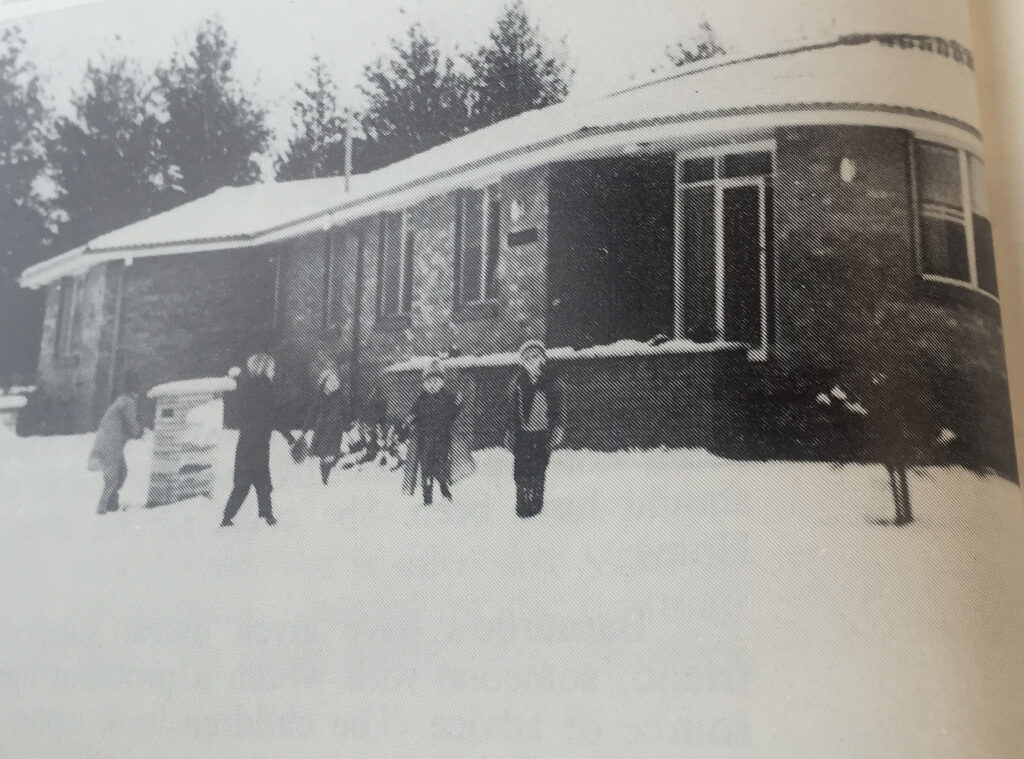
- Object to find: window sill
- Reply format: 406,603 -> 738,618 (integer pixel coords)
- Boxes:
375,312 -> 412,333
53,354 -> 81,368
452,299 -> 500,323
915,275 -> 1000,315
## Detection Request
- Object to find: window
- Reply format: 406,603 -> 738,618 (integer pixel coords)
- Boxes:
914,140 -> 997,297
320,232 -> 347,331
455,186 -> 502,305
54,277 -> 77,356
674,147 -> 774,359
376,211 -> 415,318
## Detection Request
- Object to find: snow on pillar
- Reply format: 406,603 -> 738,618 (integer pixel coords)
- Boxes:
146,376 -> 236,507
0,394 -> 28,437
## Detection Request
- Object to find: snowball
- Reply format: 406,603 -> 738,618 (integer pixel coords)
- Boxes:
815,393 -> 832,406
830,386 -> 847,401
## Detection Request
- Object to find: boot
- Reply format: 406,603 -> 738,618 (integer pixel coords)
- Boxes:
423,485 -> 433,506
263,514 -> 278,526
440,481 -> 452,502
320,460 -> 332,486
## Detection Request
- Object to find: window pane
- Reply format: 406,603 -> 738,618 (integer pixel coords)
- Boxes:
681,157 -> 714,183
722,185 -> 763,345
459,189 -> 485,303
483,194 -> 501,298
920,215 -> 970,282
974,214 -> 998,296
968,154 -> 990,217
916,142 -> 962,208
681,186 -> 717,340
721,151 -> 772,178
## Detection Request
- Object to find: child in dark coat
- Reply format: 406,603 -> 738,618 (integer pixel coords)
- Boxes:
221,354 -> 295,527
505,340 -> 566,518
306,369 -> 349,485
409,360 -> 462,505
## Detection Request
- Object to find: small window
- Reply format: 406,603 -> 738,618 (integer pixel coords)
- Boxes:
377,211 -> 414,317
456,186 -> 502,305
54,277 -> 77,356
914,140 -> 997,297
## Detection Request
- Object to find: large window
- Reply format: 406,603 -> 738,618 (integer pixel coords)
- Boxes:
376,211 -> 415,318
455,186 -> 502,305
914,140 -> 997,297
674,146 -> 773,358
53,277 -> 77,357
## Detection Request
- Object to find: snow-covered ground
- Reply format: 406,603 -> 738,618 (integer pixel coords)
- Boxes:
2,431 -> 1024,758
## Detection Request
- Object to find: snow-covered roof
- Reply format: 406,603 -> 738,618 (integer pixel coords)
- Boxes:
21,34 -> 983,288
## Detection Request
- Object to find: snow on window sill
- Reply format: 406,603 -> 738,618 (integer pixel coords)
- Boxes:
384,338 -> 747,374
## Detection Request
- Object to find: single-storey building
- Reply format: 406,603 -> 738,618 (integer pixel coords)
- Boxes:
20,34 -> 1016,475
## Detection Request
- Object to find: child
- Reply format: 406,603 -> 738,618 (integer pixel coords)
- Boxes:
409,360 -> 462,505
221,354 -> 295,527
505,340 -> 566,518
306,369 -> 349,485
88,370 -> 144,514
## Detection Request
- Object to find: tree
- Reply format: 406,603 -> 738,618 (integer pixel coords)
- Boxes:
358,23 -> 471,171
49,57 -> 167,249
465,0 -> 572,131
156,18 -> 271,200
665,19 -> 727,67
0,27 -> 50,385
276,55 -> 364,181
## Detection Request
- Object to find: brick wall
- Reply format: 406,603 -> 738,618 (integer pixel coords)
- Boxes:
115,249 -> 277,396
35,263 -> 116,431
274,166 -> 551,419
762,124 -> 1016,474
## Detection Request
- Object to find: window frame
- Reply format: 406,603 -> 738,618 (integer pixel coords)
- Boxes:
673,140 -> 776,362
455,184 -> 502,308
911,136 -> 997,301
375,209 -> 415,320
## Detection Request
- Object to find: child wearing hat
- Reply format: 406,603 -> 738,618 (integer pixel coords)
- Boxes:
505,340 -> 566,518
409,359 -> 463,505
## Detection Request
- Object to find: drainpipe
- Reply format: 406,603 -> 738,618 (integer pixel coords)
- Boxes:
348,229 -> 366,411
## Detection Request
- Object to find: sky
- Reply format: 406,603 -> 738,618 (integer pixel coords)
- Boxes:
3,0 -> 975,157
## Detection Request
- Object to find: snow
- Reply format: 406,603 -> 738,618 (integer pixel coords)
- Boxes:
385,339 -> 745,374
148,376 -> 236,399
0,394 -> 28,411
2,432 -> 1024,756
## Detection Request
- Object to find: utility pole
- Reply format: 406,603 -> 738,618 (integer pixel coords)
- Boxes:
344,108 -> 354,192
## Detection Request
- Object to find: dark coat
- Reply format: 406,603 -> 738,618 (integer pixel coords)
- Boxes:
506,366 -> 565,440
410,386 -> 462,477
233,374 -> 293,484
309,389 -> 348,457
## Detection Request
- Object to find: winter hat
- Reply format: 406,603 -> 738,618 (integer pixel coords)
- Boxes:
519,339 -> 546,359
423,359 -> 444,380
